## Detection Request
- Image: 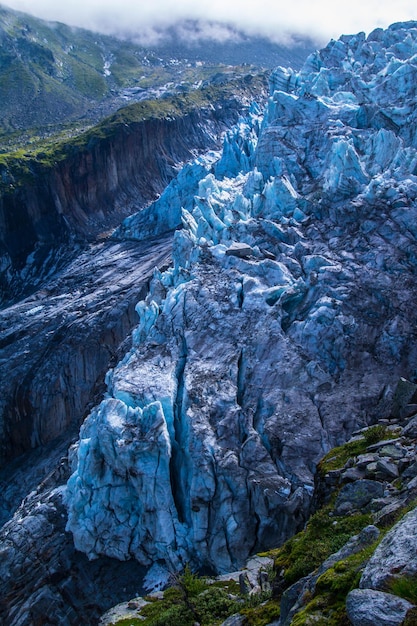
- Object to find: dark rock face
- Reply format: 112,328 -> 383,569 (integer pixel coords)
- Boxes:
0,483 -> 149,626
0,235 -> 172,471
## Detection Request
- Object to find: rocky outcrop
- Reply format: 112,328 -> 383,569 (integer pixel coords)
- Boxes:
0,75 -> 268,304
0,480 -> 150,626
361,504 -> 417,590
66,21 -> 417,578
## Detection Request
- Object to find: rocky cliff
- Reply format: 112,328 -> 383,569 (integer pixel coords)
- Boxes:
0,74 -> 268,304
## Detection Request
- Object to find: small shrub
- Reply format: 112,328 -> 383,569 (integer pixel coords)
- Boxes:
362,425 -> 391,446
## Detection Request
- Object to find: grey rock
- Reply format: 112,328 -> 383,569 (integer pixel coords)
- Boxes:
0,485 -> 148,626
324,469 -> 342,486
346,588 -> 414,626
367,438 -> 402,452
376,458 -> 399,480
379,444 -> 407,460
405,475 -> 417,491
361,506 -> 417,589
342,467 -> 365,482
225,242 -> 254,258
280,576 -> 309,626
334,480 -> 385,515
373,500 -> 405,526
365,462 -> 379,478
401,461 -> 417,480
356,453 -> 379,468
402,416 -> 417,439
239,572 -> 252,595
391,378 -> 417,420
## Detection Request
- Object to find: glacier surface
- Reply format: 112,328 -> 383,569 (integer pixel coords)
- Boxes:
66,22 -> 417,575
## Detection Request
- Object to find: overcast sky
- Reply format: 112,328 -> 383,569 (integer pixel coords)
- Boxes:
3,0 -> 417,45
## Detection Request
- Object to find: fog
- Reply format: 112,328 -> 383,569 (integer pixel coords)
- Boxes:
3,0 -> 417,45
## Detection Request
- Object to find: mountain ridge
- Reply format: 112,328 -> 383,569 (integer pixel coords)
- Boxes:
0,4 -> 314,138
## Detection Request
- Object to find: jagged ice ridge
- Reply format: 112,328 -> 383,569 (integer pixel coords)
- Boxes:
66,21 -> 417,582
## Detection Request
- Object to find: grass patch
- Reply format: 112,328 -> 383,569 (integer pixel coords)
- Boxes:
270,506 -> 372,585
240,599 -> 281,625
318,425 -> 393,474
111,564 -> 279,626
113,567 -> 241,626
290,543 -> 377,626
389,575 -> 417,604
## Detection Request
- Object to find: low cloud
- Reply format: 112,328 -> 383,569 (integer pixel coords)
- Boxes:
3,0 -> 417,45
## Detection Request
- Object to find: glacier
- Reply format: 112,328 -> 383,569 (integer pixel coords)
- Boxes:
66,22 -> 417,578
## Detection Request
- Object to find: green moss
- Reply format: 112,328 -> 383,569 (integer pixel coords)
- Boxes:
290,545 -> 377,626
291,597 -> 350,626
271,506 -> 372,585
318,425 -> 393,474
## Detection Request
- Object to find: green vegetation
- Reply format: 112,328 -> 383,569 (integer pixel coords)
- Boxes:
318,425 -> 394,474
0,4 -> 267,144
389,575 -> 417,604
268,506 -> 372,585
240,599 -> 281,625
110,565 -> 278,626
290,544 -> 377,625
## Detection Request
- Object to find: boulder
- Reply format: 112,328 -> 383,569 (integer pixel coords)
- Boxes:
341,467 -> 365,482
225,242 -> 254,258
373,500 -> 405,526
402,416 -> 417,439
379,444 -> 407,460
376,459 -> 399,481
334,480 -> 385,515
346,588 -> 414,626
391,378 -> 417,420
361,506 -> 417,589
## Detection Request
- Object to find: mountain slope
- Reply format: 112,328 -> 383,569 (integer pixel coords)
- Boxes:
0,4 -> 314,138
